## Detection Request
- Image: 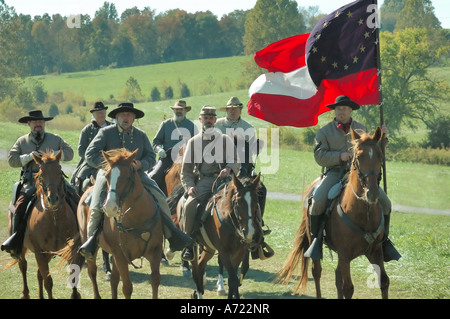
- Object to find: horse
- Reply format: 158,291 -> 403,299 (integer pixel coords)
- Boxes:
61,148 -> 164,298
277,127 -> 390,299
6,149 -> 82,299
178,173 -> 263,299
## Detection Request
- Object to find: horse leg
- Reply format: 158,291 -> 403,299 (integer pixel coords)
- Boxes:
240,251 -> 250,286
220,253 -> 240,299
35,253 -> 53,299
18,253 -> 30,299
87,258 -> 101,299
147,246 -> 162,299
112,255 -> 133,299
217,255 -> 226,296
366,248 -> 390,299
312,259 -> 322,299
337,257 -> 354,299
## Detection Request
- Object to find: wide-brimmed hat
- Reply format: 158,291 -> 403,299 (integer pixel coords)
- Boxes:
199,105 -> 217,117
170,100 -> 191,112
90,101 -> 108,113
18,110 -> 53,123
108,102 -> 145,119
220,96 -> 243,111
326,95 -> 360,110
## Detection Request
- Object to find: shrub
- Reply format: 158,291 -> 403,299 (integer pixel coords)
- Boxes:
150,87 -> 161,101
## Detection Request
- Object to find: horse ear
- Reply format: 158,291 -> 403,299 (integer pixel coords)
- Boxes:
252,172 -> 261,185
130,148 -> 139,162
373,126 -> 383,143
33,151 -> 43,165
350,127 -> 360,141
232,171 -> 243,189
55,148 -> 62,161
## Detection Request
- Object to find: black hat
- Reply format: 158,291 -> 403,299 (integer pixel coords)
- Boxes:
108,102 -> 145,119
326,95 -> 360,110
18,110 -> 53,123
90,101 -> 108,113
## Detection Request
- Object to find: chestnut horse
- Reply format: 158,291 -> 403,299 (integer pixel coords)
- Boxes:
61,148 -> 164,298
278,127 -> 389,299
6,150 -> 82,299
179,173 -> 263,299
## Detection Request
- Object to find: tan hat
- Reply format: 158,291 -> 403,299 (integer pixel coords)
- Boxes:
220,96 -> 243,111
170,100 -> 191,112
199,105 -> 217,117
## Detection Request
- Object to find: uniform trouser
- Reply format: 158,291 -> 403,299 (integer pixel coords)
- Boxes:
310,170 -> 391,216
87,169 -> 173,237
148,156 -> 173,195
182,176 -> 215,236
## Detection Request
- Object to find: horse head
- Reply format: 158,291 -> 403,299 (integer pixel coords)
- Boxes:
350,126 -> 384,204
102,148 -> 138,218
34,149 -> 64,209
229,172 -> 261,245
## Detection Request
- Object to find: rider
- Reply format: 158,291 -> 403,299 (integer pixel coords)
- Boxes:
70,101 -> 113,195
180,105 -> 239,261
1,110 -> 75,259
78,102 -> 193,260
215,96 -> 273,259
149,100 -> 197,195
308,95 -> 400,261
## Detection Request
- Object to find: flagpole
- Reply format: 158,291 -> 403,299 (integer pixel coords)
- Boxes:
374,0 -> 387,194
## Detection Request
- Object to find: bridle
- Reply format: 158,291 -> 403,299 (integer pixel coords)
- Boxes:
351,143 -> 382,190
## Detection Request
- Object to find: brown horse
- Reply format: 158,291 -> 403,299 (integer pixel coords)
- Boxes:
278,127 -> 389,299
6,149 -> 82,299
62,148 -> 164,298
178,173 -> 263,299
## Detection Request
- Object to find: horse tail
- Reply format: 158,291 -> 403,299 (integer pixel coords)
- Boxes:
3,249 -> 29,269
276,206 -> 310,295
54,233 -> 83,269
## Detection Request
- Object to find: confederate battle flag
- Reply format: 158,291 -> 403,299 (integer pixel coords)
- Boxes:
247,0 -> 381,127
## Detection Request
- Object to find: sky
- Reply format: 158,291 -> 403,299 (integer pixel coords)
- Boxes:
5,0 -> 450,28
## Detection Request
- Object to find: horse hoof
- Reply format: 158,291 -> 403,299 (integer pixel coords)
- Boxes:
191,291 -> 203,299
217,289 -> 226,296
165,248 -> 175,261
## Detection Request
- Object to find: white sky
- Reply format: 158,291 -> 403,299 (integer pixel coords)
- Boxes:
5,0 -> 450,28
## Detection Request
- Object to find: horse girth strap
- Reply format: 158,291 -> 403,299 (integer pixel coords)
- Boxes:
337,202 -> 384,245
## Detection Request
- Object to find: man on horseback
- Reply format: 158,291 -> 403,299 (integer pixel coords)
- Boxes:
78,103 -> 193,259
215,97 -> 273,259
70,102 -> 113,195
180,106 -> 239,261
307,95 -> 400,261
1,110 -> 76,259
148,100 -> 197,195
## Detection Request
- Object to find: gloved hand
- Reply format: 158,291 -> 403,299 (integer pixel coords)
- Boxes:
156,146 -> 167,159
20,151 -> 40,166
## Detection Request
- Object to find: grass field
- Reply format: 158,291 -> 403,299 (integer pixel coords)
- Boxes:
0,58 -> 449,299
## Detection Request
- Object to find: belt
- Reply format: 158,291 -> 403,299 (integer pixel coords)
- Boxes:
200,172 -> 219,178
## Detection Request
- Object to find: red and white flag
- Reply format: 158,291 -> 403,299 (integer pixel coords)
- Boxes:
247,0 -> 380,127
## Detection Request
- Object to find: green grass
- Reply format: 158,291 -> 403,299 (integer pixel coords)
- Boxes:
29,56 -> 250,101
0,199 -> 448,299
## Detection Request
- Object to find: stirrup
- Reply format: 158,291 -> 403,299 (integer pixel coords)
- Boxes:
258,242 -> 274,260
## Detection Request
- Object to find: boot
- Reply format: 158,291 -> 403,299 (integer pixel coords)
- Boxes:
1,213 -> 26,260
382,214 -> 401,262
79,209 -> 103,261
304,214 -> 325,260
161,211 -> 193,252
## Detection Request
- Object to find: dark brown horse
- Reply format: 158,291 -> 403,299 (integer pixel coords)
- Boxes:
278,127 -> 389,299
178,173 -> 263,299
6,149 -> 82,299
61,148 -> 164,298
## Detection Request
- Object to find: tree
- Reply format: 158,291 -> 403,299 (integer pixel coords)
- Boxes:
150,87 -> 161,101
243,0 -> 305,54
395,0 -> 440,31
356,28 -> 449,136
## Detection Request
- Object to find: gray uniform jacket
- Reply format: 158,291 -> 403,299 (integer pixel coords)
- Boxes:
8,131 -> 74,191
85,124 -> 156,171
314,119 -> 367,171
153,117 -> 197,151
